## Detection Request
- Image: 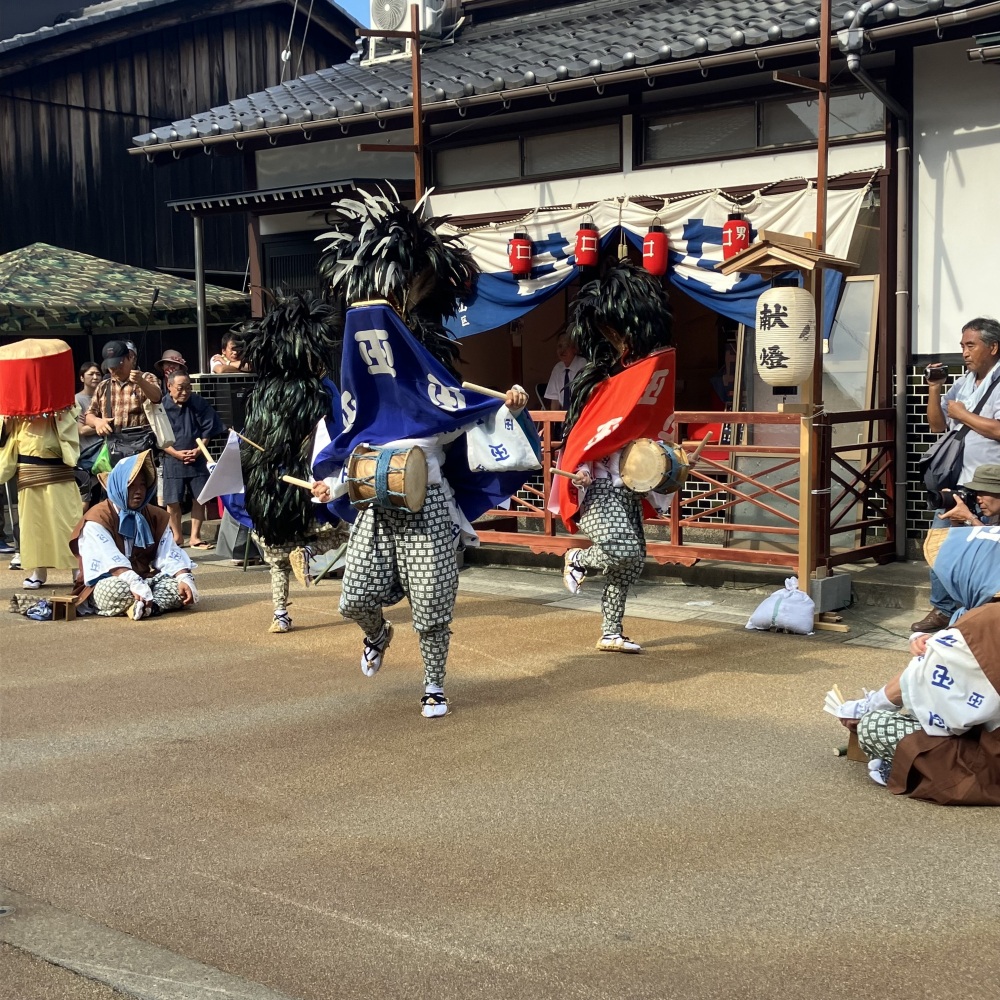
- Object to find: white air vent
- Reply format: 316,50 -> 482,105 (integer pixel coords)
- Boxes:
369,0 -> 448,36
371,0 -> 409,32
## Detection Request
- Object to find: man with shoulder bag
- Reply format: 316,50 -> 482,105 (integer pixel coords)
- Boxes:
913,316 -> 1000,632
85,340 -> 162,467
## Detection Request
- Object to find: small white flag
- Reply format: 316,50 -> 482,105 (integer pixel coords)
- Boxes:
310,416 -> 332,473
197,430 -> 245,503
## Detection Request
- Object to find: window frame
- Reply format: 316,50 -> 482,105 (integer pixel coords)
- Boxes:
430,117 -> 623,193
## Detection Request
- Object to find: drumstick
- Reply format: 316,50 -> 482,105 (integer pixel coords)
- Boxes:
461,381 -> 508,401
230,428 -> 266,453
549,467 -> 578,479
280,474 -> 314,490
685,432 -> 713,465
195,438 -> 214,463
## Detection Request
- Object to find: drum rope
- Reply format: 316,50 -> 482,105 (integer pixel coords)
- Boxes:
374,447 -> 397,506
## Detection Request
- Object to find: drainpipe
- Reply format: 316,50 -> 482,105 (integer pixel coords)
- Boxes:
839,3 -> 911,559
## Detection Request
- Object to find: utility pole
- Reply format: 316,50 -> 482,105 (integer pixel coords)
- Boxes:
356,5 -> 426,199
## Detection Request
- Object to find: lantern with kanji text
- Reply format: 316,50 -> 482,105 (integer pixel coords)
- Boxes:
642,221 -> 669,276
508,231 -> 533,279
722,212 -> 751,260
754,284 -> 815,387
574,217 -> 600,269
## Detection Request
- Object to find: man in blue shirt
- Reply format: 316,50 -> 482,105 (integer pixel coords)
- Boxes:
161,372 -> 224,548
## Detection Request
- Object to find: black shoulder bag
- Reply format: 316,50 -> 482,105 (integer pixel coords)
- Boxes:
919,374 -> 1000,510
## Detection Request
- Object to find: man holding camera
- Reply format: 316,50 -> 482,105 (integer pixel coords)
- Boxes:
913,317 -> 1000,632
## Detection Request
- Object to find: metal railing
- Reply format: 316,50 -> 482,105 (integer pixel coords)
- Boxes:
475,408 -> 897,568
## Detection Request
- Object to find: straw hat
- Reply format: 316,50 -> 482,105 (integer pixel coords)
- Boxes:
154,349 -> 188,374
96,449 -> 156,492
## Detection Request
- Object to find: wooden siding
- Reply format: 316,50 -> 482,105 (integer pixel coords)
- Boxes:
0,6 -> 350,276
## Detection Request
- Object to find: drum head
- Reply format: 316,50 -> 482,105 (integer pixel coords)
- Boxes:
402,447 -> 428,511
621,438 -> 668,493
347,445 -> 374,507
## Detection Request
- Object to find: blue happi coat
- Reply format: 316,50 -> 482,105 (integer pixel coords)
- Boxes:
313,302 -> 538,524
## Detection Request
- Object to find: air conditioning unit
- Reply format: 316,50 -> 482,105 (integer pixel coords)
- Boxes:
369,0 -> 460,38
363,0 -> 460,66
370,0 -> 447,37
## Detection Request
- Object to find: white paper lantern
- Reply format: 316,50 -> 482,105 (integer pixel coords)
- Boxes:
754,285 -> 816,387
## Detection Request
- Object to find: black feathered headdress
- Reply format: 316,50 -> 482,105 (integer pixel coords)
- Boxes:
563,259 -> 673,437
240,290 -> 343,545
316,186 -> 476,375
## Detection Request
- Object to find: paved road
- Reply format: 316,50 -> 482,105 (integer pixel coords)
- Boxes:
2,557 -> 997,1000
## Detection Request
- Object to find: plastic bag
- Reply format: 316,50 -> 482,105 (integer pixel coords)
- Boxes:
745,577 -> 815,635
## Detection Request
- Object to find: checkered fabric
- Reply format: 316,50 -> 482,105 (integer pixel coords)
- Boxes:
88,373 -> 159,429
574,479 -> 646,635
91,573 -> 184,616
339,485 -> 457,688
254,521 -> 349,610
857,710 -> 923,765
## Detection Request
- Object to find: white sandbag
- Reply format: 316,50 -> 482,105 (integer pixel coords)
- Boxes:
745,577 -> 815,635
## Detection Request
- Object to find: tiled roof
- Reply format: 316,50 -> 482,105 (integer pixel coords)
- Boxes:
0,0 -> 359,54
131,0 -> 985,150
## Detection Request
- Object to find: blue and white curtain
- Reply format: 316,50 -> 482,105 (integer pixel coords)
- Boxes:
439,184 -> 869,341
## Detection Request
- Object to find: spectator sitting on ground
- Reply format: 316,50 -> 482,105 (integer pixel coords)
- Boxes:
76,361 -> 102,439
544,331 -> 587,410
829,599 -> 1000,805
161,371 -> 224,549
210,333 -> 249,374
69,450 -> 197,620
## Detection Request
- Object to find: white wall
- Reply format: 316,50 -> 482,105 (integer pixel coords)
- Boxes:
426,141 -> 884,217
913,39 -> 1000,356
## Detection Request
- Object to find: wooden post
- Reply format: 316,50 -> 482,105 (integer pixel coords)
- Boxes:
797,0 -> 832,597
409,4 -> 425,200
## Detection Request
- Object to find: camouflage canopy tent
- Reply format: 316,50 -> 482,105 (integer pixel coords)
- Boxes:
0,243 -> 248,334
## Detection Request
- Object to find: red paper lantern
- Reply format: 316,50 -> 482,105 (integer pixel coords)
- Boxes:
642,223 -> 669,276
574,218 -> 600,268
508,231 -> 533,279
0,338 -> 75,417
722,212 -> 751,260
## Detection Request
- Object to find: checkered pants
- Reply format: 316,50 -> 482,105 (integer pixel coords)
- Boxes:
254,521 -> 349,610
575,480 -> 646,635
339,485 -> 457,688
857,711 -> 923,766
92,573 -> 184,617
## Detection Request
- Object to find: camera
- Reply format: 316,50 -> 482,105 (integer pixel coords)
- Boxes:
940,488 -> 979,516
925,363 -> 949,385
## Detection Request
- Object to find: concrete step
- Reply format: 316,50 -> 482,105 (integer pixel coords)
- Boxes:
466,544 -> 932,612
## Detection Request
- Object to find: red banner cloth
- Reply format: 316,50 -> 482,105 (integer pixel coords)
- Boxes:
0,339 -> 75,417
554,348 -> 676,532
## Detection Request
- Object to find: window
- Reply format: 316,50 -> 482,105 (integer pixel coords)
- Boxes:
645,107 -> 756,163
642,89 -> 885,166
760,92 -> 884,146
523,124 -> 620,176
433,123 -> 620,189
435,139 -> 520,187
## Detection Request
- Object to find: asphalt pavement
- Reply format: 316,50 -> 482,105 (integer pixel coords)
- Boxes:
2,553 -> 998,1000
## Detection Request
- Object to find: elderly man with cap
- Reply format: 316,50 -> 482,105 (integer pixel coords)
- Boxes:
69,450 -> 197,619
85,340 -> 162,464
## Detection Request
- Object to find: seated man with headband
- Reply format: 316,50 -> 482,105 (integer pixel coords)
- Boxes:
69,449 -> 198,619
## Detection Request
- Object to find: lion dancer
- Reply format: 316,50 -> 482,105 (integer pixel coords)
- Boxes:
228,292 -> 349,634
312,189 -> 538,718
554,259 -> 676,654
